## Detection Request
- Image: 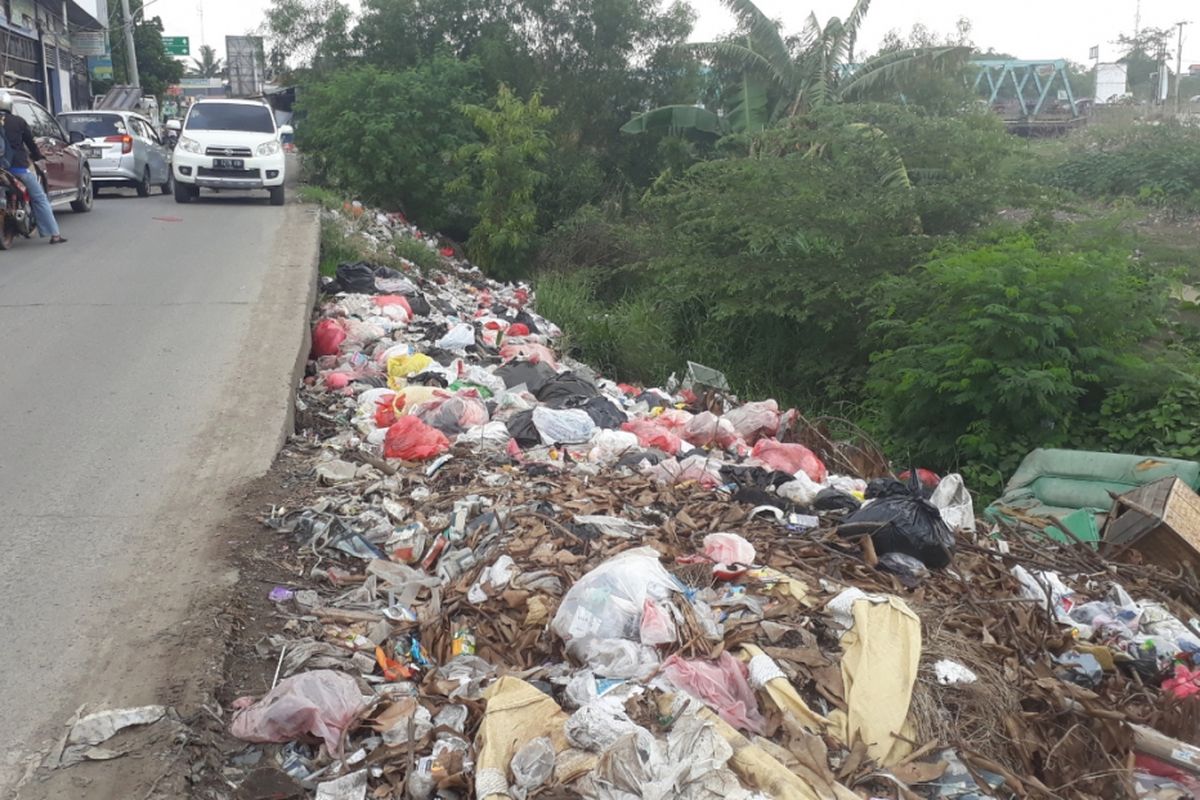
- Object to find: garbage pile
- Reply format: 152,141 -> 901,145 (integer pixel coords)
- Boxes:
216,207 -> 1200,800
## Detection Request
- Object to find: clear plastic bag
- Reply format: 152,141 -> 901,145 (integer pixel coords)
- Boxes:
437,322 -> 476,350
531,406 -> 597,444
722,399 -> 780,443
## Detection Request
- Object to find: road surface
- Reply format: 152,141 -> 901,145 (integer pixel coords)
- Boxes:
0,188 -> 317,797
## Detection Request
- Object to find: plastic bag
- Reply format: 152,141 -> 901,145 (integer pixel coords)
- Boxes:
230,670 -> 366,753
387,353 -> 435,389
655,408 -> 694,431
312,319 -> 347,357
750,439 -> 827,483
437,322 -> 476,350
531,406 -> 597,445
535,371 -> 599,407
661,652 -> 766,734
552,547 -> 678,667
373,294 -> 413,316
494,361 -> 558,393
839,485 -> 955,569
639,598 -> 679,645
588,430 -> 642,466
703,533 -> 756,578
644,454 -> 723,489
384,416 -> 450,461
500,342 -> 558,367
415,394 -> 490,436
580,396 -> 626,429
621,419 -> 682,455
460,422 -> 512,454
722,400 -> 780,444
506,322 -> 530,337
682,411 -> 738,449
929,473 -> 976,533
776,472 -> 824,506
332,261 -> 378,293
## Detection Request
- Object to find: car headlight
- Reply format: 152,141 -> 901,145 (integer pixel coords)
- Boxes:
178,136 -> 201,154
256,140 -> 281,157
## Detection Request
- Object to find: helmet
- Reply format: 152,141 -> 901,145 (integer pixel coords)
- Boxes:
0,92 -> 12,113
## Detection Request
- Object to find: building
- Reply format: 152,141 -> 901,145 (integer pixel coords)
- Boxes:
0,0 -> 102,112
1190,64 -> 1200,77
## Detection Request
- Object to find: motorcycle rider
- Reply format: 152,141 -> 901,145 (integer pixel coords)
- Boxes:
0,92 -> 66,244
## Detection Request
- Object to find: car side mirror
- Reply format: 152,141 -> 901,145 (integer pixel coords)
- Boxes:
278,124 -> 294,136
68,130 -> 84,144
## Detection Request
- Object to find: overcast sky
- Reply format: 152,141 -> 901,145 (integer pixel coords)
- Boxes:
144,0 -> 1196,67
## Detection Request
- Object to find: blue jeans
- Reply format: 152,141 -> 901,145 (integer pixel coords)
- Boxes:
12,167 -> 59,237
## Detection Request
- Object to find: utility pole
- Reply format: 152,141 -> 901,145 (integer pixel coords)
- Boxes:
1175,21 -> 1190,114
119,0 -> 139,87
1135,0 -> 1142,40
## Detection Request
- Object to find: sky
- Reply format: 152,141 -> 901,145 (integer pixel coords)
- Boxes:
132,0 -> 1196,68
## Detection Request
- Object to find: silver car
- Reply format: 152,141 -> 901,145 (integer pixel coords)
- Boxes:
57,111 -> 173,197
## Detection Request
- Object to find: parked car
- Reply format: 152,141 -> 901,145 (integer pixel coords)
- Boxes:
58,110 -> 172,197
4,89 -> 92,212
171,99 -> 292,205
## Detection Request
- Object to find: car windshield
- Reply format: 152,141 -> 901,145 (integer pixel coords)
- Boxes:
185,104 -> 274,133
59,113 -> 126,138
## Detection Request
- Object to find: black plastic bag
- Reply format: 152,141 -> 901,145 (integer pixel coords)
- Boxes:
813,488 -> 861,512
838,483 -> 955,569
877,552 -> 930,588
536,372 -> 599,406
332,261 -> 378,294
495,361 -> 558,393
579,396 -> 626,429
505,409 -> 540,448
404,292 -> 431,317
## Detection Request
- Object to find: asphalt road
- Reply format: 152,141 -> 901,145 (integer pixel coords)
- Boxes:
0,186 -> 317,796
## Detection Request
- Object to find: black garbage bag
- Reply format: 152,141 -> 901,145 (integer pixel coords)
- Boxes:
719,465 -> 794,491
536,372 -> 599,406
332,261 -> 378,294
579,396 -> 626,429
877,552 -> 930,588
864,477 -> 911,500
838,485 -> 955,569
505,409 -> 540,448
404,292 -> 431,317
732,486 -> 797,512
813,489 -> 861,513
615,448 -> 663,469
495,360 -> 557,393
408,370 -> 449,388
512,309 -> 540,334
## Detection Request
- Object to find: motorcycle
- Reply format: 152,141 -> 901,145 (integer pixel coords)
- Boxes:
0,166 -> 39,249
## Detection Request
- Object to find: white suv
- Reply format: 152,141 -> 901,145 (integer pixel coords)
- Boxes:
172,99 -> 291,205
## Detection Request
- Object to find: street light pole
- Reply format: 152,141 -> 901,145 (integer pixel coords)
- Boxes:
120,0 -> 140,87
1175,21 -> 1190,114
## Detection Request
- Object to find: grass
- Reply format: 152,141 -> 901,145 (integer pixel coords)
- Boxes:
319,217 -> 363,277
392,236 -> 445,273
298,184 -> 344,211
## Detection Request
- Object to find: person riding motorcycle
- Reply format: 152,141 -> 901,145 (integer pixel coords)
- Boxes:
0,91 -> 66,244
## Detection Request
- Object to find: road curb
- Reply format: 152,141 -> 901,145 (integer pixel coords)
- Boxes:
277,202 -> 320,454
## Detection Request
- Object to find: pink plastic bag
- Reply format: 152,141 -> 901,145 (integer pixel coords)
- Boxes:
682,411 -> 739,449
383,416 -> 450,461
499,342 -> 558,367
312,319 -> 347,358
230,670 -> 366,754
750,439 -> 827,483
703,533 -> 756,579
621,419 -> 682,455
373,295 -> 413,317
662,652 -> 765,734
723,400 -> 780,444
639,598 -> 678,646
655,409 -> 694,432
414,394 -> 490,435
1165,664 -> 1200,699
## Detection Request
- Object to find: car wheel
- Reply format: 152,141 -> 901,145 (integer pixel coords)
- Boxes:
70,167 -> 93,213
269,186 -> 285,206
136,167 -> 151,197
174,181 -> 194,204
161,171 -> 174,195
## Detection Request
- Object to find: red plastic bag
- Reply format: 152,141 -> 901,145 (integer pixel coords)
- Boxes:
383,416 -> 449,461
373,295 -> 413,317
312,318 -> 347,357
662,652 -> 766,734
506,323 -> 530,337
899,468 -> 941,489
621,419 -> 682,455
751,439 -> 827,483
656,408 -> 694,432
374,392 -> 402,428
723,400 -> 780,444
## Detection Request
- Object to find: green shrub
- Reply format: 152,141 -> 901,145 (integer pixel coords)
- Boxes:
1051,123 -> 1200,209
296,58 -> 484,235
391,236 -> 445,272
865,233 -> 1162,495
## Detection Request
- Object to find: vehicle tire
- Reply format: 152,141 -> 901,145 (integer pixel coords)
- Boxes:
174,181 -> 194,204
161,171 -> 173,195
70,167 -> 93,213
136,167 -> 151,197
269,186 -> 285,206
0,219 -> 14,250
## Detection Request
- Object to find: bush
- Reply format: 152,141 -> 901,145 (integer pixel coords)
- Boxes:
1052,123 -> 1200,209
296,58 -> 484,235
866,233 -> 1163,495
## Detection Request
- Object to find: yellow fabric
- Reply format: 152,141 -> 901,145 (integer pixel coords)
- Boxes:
386,353 -> 434,389
476,677 -> 593,800
747,568 -> 816,608
827,594 -> 921,767
394,385 -> 440,413
739,645 -> 829,735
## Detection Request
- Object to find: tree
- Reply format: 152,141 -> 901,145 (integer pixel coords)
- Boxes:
108,0 -> 184,98
453,86 -> 557,278
261,0 -> 354,79
623,0 -> 968,135
188,44 -> 224,78
1115,26 -> 1173,100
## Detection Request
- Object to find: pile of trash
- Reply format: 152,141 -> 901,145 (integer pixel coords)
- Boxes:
210,207 -> 1200,800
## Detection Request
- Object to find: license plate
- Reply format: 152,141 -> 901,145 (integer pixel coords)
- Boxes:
83,147 -> 101,159
213,158 -> 244,169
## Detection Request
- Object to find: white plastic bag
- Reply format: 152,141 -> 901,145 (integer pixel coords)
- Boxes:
776,472 -> 825,506
459,422 -> 512,454
930,473 -> 976,533
552,547 -> 678,671
531,406 -> 597,445
587,430 -> 642,466
437,322 -> 476,350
